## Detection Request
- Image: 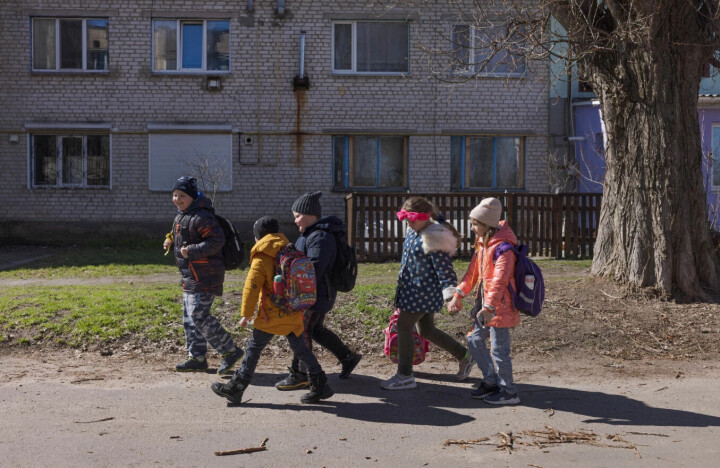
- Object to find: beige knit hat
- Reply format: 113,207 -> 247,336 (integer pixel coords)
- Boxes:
469,197 -> 502,228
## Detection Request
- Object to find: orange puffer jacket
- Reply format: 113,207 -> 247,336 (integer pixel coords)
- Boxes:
456,220 -> 520,328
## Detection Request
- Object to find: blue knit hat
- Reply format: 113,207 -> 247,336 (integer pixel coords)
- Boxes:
172,176 -> 198,199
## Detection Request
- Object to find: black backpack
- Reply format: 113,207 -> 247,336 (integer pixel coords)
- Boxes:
181,212 -> 245,270
328,231 -> 357,292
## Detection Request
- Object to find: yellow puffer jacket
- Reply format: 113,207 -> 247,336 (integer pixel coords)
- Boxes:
241,233 -> 305,337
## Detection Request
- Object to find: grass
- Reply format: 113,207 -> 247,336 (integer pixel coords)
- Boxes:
0,243 -> 591,349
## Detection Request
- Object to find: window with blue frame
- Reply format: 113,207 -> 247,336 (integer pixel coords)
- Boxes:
152,19 -> 229,72
450,136 -> 524,189
712,125 -> 720,190
333,135 -> 408,189
332,21 -> 409,74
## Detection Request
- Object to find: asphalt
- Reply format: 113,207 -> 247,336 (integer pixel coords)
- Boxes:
1,355 -> 719,467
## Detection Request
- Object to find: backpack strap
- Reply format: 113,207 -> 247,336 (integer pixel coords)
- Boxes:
492,241 -> 516,263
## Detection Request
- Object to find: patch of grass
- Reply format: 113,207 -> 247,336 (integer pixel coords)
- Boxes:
0,284 -> 182,346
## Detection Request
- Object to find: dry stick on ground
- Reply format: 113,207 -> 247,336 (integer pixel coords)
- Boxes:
73,417 -> 114,424
443,438 -> 491,448
215,438 -> 269,456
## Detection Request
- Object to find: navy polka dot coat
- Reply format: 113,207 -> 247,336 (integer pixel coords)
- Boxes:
394,223 -> 459,314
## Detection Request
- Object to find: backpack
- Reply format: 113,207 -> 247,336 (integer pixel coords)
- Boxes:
328,231 -> 358,292
383,308 -> 431,365
181,212 -> 245,270
269,244 -> 317,312
493,242 -> 545,317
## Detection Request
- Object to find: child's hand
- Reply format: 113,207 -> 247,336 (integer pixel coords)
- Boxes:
239,317 -> 250,328
447,296 -> 462,315
477,308 -> 494,326
180,246 -> 189,258
163,239 -> 172,250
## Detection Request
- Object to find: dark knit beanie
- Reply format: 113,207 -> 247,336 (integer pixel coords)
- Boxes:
291,191 -> 322,217
172,176 -> 198,199
253,216 -> 280,240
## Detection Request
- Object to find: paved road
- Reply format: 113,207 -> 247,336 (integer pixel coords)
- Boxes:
2,354 -> 719,467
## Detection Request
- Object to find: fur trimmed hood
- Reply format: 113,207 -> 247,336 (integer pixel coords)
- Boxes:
420,223 -> 458,256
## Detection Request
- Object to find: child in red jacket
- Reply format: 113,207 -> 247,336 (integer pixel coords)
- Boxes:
447,198 -> 521,405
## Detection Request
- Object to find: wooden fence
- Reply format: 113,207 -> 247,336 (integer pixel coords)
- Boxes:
344,192 -> 602,261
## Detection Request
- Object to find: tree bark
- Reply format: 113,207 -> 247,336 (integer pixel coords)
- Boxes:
588,7 -> 720,299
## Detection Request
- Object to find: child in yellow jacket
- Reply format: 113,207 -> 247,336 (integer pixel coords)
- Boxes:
211,216 -> 333,405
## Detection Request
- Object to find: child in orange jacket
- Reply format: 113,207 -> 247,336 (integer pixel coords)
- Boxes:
447,198 -> 521,405
210,216 -> 333,405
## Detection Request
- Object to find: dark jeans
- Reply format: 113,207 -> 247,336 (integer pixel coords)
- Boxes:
291,309 -> 350,372
236,328 -> 322,383
397,310 -> 467,376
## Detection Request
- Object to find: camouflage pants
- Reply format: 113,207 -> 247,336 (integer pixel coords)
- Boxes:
182,292 -> 236,358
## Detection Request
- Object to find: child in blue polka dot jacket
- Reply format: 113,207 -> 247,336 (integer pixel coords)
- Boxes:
381,196 -> 474,390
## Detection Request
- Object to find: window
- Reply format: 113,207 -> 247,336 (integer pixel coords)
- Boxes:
32,18 -> 109,71
31,134 -> 110,187
148,130 -> 232,191
333,135 -> 408,189
332,21 -> 409,74
450,136 -> 524,189
451,23 -> 526,77
153,20 -> 230,72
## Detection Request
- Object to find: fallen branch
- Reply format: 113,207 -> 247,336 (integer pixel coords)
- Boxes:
73,417 -> 114,424
71,377 -> 105,384
215,438 -> 269,456
443,438 -> 491,447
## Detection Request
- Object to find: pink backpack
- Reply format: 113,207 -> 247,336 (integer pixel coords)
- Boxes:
269,244 -> 316,313
383,309 -> 431,365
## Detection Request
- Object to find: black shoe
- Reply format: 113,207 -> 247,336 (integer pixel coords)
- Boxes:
211,376 -> 249,404
301,372 -> 334,404
339,352 -> 362,379
217,348 -> 244,375
470,381 -> 500,399
275,367 -> 310,391
175,357 -> 208,372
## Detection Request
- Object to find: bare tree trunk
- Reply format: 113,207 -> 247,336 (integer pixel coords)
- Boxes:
589,34 -> 720,299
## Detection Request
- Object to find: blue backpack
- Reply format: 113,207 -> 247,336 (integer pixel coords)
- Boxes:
492,242 -> 545,317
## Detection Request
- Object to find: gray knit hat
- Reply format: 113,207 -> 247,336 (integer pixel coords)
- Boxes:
469,197 -> 502,228
291,191 -> 322,217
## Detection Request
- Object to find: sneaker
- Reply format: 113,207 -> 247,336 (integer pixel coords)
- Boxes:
470,381 -> 500,399
455,353 -> 474,381
339,352 -> 363,379
175,356 -> 208,372
380,373 -> 417,390
217,348 -> 244,375
275,367 -> 310,391
484,389 -> 521,405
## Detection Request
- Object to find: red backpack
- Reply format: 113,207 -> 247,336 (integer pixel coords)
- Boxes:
269,244 -> 317,313
383,309 -> 431,365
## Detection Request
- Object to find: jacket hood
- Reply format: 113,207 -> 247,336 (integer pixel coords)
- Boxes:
252,232 -> 290,258
180,194 -> 215,215
483,220 -> 517,247
420,223 -> 459,256
305,215 -> 346,236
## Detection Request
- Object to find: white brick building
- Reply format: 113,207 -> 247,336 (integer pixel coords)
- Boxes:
0,1 -> 550,242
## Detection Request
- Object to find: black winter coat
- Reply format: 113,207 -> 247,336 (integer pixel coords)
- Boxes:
172,196 -> 225,295
295,216 -> 346,314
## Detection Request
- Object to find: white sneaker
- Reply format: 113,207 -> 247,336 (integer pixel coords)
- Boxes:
380,373 -> 416,390
455,354 -> 474,381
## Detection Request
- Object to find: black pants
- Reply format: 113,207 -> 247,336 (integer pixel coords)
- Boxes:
292,309 -> 350,372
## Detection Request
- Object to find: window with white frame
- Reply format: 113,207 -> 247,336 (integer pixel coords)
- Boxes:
332,21 -> 409,74
148,131 -> 232,191
32,18 -> 109,71
451,23 -> 526,77
153,19 -> 230,72
450,136 -> 524,189
333,135 -> 408,189
31,134 -> 110,188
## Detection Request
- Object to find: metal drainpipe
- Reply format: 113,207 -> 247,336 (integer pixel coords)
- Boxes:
299,31 -> 306,78
277,0 -> 285,16
246,0 -> 254,13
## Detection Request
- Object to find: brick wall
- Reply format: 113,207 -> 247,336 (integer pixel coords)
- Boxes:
0,0 -> 550,242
